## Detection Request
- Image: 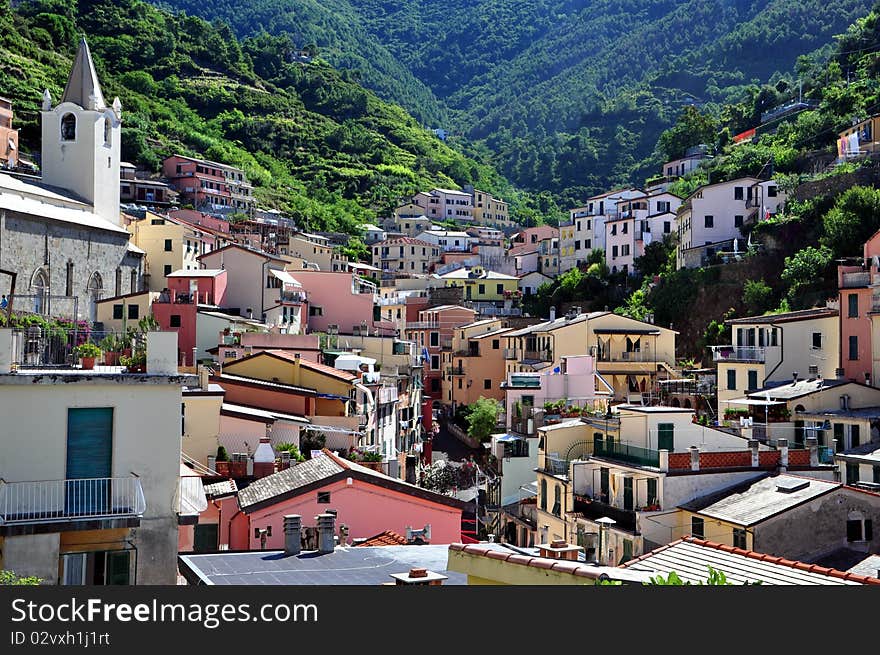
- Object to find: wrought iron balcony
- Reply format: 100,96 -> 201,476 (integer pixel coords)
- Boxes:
592,440 -> 660,468
279,290 -> 307,304
710,345 -> 766,362
0,476 -> 146,527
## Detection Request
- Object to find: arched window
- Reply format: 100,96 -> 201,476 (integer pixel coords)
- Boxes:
30,268 -> 50,315
553,484 -> 562,517
104,116 -> 112,147
87,272 -> 104,323
61,113 -> 76,141
539,479 -> 547,511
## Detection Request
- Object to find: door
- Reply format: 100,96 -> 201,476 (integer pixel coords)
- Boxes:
657,423 -> 674,452
105,551 -> 131,585
66,408 -> 113,516
623,477 -> 633,511
600,467 -> 609,501
194,524 -> 220,552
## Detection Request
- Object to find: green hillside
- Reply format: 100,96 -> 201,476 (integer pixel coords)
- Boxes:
0,0 -> 530,235
154,0 -> 875,204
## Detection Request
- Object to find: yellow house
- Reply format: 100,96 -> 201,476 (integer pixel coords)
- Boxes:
535,419 -> 592,543
127,212 -> 215,291
182,373 -> 226,467
504,310 -> 678,402
713,308 -> 840,416
441,319 -> 512,411
471,189 -> 511,227
95,290 -> 159,332
434,266 -> 519,302
282,233 -> 349,272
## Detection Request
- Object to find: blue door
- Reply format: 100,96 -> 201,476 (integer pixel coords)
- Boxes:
66,408 -> 113,516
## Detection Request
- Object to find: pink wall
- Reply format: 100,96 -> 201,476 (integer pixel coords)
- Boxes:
228,477 -> 462,549
504,355 -> 600,427
292,271 -> 377,334
169,209 -> 231,233
152,302 -> 197,366
167,271 -> 227,306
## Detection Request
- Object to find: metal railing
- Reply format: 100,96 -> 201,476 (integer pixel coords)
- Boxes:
446,366 -> 466,376
710,345 -> 766,362
404,322 -> 439,330
504,348 -> 519,360
592,441 -> 660,468
523,349 -> 553,362
543,456 -> 570,476
11,328 -> 142,373
279,290 -> 307,304
0,476 -> 146,526
597,351 -> 655,363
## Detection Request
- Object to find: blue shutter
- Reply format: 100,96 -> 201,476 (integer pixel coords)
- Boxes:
66,408 -> 113,516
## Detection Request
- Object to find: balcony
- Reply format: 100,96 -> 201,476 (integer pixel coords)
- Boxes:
842,271 -> 871,288
596,350 -> 655,363
523,349 -> 553,362
446,365 -> 466,376
279,289 -> 307,304
453,347 -> 481,358
406,322 -> 439,330
504,348 -> 519,360
572,495 -> 637,533
710,345 -> 766,363
542,456 -> 570,476
0,477 -> 146,532
592,440 -> 660,468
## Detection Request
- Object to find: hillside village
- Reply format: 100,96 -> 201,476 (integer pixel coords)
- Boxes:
1,30 -> 880,588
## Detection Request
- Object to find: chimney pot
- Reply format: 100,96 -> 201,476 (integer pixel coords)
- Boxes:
316,513 -> 336,554
283,515 -> 302,556
749,439 -> 760,467
408,567 -> 428,578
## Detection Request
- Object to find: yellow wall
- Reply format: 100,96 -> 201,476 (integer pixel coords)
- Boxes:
183,392 -> 224,466
673,510 -> 754,550
447,549 -> 599,585
717,361 -> 767,412
440,276 -> 518,302
96,292 -> 159,333
128,216 -> 203,291
222,354 -> 353,408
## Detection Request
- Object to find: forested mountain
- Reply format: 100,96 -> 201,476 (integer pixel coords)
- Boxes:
0,0 -> 534,237
153,0 -> 875,203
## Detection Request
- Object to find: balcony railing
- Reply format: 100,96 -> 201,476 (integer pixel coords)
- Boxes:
572,496 -> 637,533
711,345 -> 766,362
446,366 -> 466,376
592,440 -> 660,468
0,477 -> 146,526
453,349 -> 481,358
405,322 -> 439,330
11,328 -> 144,373
523,349 -> 553,362
596,350 -> 656,363
543,456 -> 570,476
279,290 -> 307,304
842,271 -> 871,288
504,348 -> 519,360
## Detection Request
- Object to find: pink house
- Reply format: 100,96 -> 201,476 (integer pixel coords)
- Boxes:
838,230 -> 880,383
152,269 -> 227,366
222,450 -> 465,549
292,270 -> 394,336
502,355 -> 611,432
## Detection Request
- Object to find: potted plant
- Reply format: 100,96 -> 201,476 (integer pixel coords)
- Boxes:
119,350 -> 146,373
214,446 -> 231,476
74,342 -> 101,370
100,334 -> 122,366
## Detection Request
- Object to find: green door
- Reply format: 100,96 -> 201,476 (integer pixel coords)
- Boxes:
105,551 -> 131,585
600,467 -> 609,501
657,423 -> 674,452
66,408 -> 113,516
623,477 -> 633,511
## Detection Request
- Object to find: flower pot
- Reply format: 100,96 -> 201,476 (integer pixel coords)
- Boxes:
104,351 -> 120,366
127,363 -> 146,373
81,356 -> 96,371
214,461 -> 231,476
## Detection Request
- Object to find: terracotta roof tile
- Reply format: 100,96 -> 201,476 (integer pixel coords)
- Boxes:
354,531 -> 407,547
264,350 -> 357,381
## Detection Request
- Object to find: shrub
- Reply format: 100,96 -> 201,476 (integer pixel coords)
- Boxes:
74,342 -> 101,358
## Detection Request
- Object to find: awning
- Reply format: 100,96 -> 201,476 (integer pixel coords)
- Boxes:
727,397 -> 786,406
178,464 -> 208,515
271,269 -> 301,286
495,434 -> 524,443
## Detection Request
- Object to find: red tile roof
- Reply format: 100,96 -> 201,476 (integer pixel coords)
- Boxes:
621,537 -> 880,584
262,350 -> 357,382
374,236 -> 436,248
355,531 -> 408,547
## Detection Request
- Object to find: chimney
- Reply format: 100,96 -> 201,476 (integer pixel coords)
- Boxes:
749,439 -> 760,467
338,523 -> 350,546
538,539 -> 583,561
778,438 -> 789,471
316,513 -> 336,554
283,515 -> 302,556
252,432 -> 276,478
689,445 -> 700,471
388,567 -> 448,585
198,365 -> 210,391
549,306 -> 557,321
806,436 -> 819,467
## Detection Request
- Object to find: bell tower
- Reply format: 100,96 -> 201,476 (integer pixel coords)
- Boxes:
41,37 -> 122,225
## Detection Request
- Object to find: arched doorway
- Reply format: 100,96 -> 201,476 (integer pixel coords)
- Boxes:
87,272 -> 104,323
30,268 -> 49,315
683,398 -> 692,409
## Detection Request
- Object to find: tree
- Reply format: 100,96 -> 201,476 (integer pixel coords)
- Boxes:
465,397 -> 502,443
742,279 -> 774,314
645,566 -> 761,585
822,186 -> 880,256
634,235 -> 675,278
0,570 -> 41,585
656,106 -> 717,161
780,245 -> 834,299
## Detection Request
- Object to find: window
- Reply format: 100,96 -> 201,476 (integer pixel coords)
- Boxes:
611,224 -> 617,236
317,492 -> 331,504
164,239 -> 173,252
663,221 -> 671,234
60,113 -> 76,141
478,284 -> 485,294
851,424 -> 861,448
430,378 -> 440,392
539,479 -> 547,511
847,516 -> 872,542
492,339 -> 500,350
811,332 -> 822,349
575,240 -> 581,250
163,265 -> 172,277
169,314 -> 181,328
767,186 -> 778,197
457,378 -> 462,389
484,379 -> 491,390
128,304 -> 139,320
112,304 -> 123,320
747,370 -> 758,391
552,485 -> 562,516
657,423 -> 674,452
849,335 -> 859,361
848,293 -> 859,318
622,222 -> 628,234
431,355 -> 440,370
834,423 -> 845,452
61,550 -> 131,586
704,215 -> 714,228
429,332 -> 439,347
600,467 -> 609,500
734,187 -> 744,200
621,244 -> 630,256
726,369 -> 737,390
496,283 -> 504,295
733,528 -> 747,549
612,245 -> 619,259
65,261 -> 74,297
691,516 -> 705,538
734,215 -> 743,228
309,306 -> 323,317
646,478 -> 658,506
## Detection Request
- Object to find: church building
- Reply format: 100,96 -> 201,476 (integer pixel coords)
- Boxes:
0,38 -> 142,322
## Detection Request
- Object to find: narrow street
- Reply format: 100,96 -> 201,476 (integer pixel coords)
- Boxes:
429,419 -> 483,463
